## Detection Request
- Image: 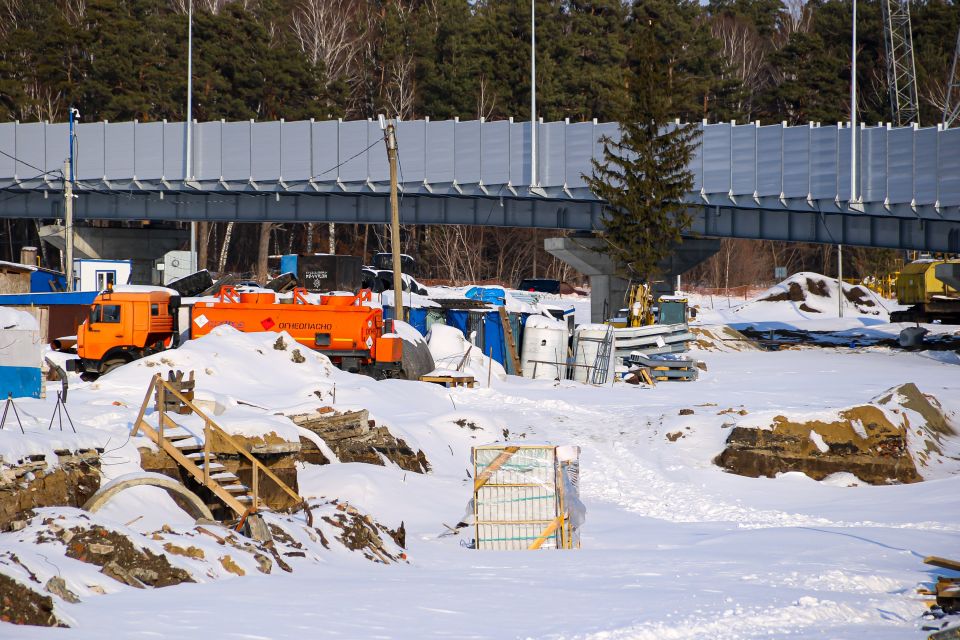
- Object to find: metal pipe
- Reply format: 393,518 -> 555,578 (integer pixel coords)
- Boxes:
63,159 -> 73,291
530,0 -> 537,188
851,0 -> 857,203
838,244 -> 844,317
842,0 -> 856,318
187,0 -> 196,272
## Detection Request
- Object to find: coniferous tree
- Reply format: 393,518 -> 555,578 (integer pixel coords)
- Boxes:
585,12 -> 701,280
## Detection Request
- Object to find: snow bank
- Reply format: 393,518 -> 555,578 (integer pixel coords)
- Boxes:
426,324 -> 506,385
524,314 -> 568,330
735,272 -> 891,321
0,307 -> 39,330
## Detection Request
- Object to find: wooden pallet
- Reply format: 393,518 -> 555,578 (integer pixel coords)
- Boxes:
420,375 -> 476,388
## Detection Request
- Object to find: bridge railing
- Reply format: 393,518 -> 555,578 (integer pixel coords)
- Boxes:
1,118 -> 958,210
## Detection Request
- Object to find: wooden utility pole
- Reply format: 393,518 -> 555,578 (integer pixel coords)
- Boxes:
63,159 -> 74,291
384,123 -> 404,323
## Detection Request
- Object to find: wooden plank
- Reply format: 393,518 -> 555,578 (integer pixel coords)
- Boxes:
926,556 -> 960,572
420,375 -> 475,388
473,446 -> 520,492
159,380 -> 303,506
138,417 -> 249,517
130,375 -> 158,438
528,515 -> 564,550
498,306 -> 522,376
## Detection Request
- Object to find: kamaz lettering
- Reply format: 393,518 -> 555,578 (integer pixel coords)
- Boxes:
278,322 -> 334,330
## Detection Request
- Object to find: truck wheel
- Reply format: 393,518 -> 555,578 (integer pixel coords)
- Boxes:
100,358 -> 127,375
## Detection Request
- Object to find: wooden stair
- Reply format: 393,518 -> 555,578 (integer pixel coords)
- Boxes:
131,374 -> 304,521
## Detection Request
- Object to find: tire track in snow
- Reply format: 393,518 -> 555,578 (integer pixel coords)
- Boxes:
466,390 -> 960,532
570,594 -> 924,640
584,438 -> 960,531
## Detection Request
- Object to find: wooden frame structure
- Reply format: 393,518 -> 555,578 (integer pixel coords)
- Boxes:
131,373 -> 304,521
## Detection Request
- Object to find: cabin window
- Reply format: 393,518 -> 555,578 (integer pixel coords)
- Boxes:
91,304 -> 121,324
151,303 -> 159,316
95,271 -> 116,291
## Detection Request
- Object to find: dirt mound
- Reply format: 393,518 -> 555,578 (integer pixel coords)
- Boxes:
0,573 -> 64,627
0,450 -> 101,529
751,272 -> 885,317
692,326 -> 763,352
290,408 -> 429,473
319,501 -> 406,564
63,525 -> 194,588
715,384 -> 957,484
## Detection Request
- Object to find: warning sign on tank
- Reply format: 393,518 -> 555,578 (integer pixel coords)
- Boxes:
195,314 -> 208,328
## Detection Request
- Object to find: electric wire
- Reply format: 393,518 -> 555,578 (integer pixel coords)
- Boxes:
0,148 -> 57,176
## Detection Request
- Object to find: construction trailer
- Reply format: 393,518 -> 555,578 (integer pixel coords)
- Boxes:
73,259 -> 132,292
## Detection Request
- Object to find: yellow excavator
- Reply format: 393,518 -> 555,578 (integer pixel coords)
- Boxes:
609,284 -> 693,328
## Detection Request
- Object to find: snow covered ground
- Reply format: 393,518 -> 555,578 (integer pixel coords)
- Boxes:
2,276 -> 959,639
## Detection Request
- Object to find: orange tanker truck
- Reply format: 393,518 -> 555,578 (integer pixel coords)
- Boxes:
67,285 -> 403,378
191,286 -> 402,375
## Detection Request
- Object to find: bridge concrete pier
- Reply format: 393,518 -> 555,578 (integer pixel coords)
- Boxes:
545,235 -> 720,323
38,224 -> 187,261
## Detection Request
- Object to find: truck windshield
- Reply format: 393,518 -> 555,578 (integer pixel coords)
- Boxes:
90,304 -> 121,324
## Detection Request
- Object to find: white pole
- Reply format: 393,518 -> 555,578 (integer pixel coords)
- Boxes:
64,159 -> 74,292
530,0 -> 537,188
842,0 -> 856,318
850,0 -> 857,203
838,245 -> 844,317
187,1 -> 196,273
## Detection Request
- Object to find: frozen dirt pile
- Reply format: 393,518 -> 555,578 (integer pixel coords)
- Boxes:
733,271 -> 889,320
715,383 -> 958,484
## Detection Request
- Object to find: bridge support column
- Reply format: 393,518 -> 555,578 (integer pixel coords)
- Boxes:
545,235 -> 720,323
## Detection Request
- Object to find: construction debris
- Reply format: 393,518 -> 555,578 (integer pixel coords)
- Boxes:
625,353 -> 699,382
289,408 -> 429,473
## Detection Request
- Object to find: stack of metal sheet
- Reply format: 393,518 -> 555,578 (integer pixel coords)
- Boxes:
626,353 -> 699,382
612,323 -> 694,359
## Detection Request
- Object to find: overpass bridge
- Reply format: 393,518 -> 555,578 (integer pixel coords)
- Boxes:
1,118 -> 958,254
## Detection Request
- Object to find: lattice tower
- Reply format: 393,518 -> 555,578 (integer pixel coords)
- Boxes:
881,0 -> 920,126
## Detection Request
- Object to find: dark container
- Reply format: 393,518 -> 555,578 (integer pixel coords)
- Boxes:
290,255 -> 363,292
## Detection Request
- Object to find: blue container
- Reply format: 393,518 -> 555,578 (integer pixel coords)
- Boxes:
0,366 -> 42,399
383,306 -> 428,337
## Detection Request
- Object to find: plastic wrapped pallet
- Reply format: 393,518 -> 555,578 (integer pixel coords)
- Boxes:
472,444 -> 583,550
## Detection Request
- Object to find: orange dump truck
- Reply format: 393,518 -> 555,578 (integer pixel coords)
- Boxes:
191,287 -> 402,375
67,287 -> 181,376
67,285 -> 403,378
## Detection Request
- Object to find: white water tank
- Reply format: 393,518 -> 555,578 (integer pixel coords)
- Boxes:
572,324 -> 612,383
521,317 -> 569,380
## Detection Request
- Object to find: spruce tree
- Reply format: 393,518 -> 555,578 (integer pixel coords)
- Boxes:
585,13 -> 700,281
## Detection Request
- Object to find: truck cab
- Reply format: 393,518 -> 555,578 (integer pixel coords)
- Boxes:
71,288 -> 179,376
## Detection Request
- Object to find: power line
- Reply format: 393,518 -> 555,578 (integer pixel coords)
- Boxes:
287,138 -> 383,186
0,168 -> 64,206
0,148 -> 58,177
